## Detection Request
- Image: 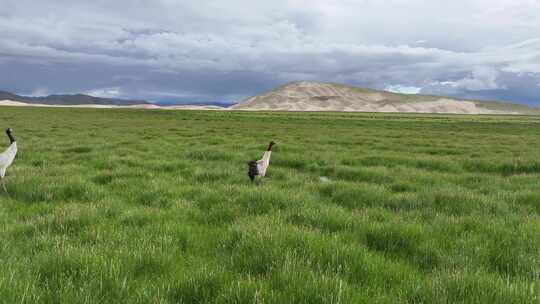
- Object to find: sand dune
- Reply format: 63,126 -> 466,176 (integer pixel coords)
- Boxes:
232,81 -> 525,114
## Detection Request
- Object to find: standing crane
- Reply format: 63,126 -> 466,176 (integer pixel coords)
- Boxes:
0,128 -> 17,194
248,141 -> 276,182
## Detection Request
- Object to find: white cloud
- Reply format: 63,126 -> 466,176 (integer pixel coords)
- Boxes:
84,87 -> 122,98
385,85 -> 422,94
29,87 -> 50,97
436,67 -> 501,91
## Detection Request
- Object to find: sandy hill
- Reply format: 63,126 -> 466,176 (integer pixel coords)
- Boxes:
231,81 -> 539,114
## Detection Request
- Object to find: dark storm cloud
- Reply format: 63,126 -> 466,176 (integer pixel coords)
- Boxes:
0,0 -> 539,105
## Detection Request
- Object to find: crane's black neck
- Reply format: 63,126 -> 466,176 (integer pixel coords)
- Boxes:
6,131 -> 15,144
267,142 -> 275,151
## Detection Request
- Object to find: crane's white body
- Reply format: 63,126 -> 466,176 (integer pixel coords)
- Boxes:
256,151 -> 271,177
0,142 -> 17,178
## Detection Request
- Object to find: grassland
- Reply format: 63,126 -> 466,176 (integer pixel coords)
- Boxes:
0,107 -> 539,303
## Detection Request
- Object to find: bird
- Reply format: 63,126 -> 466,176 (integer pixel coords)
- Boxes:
0,128 -> 17,194
248,141 -> 276,182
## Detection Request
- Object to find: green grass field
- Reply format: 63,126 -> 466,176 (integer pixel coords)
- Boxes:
1,107 -> 539,303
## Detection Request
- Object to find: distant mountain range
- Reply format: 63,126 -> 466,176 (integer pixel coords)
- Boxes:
155,101 -> 233,107
0,91 -> 149,106
2,82 -> 539,114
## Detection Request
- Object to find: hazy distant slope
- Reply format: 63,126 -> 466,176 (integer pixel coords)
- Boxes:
472,99 -> 540,115
232,81 -> 539,114
0,91 -> 149,106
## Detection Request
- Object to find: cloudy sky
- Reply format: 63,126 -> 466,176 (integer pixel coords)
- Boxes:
1,0 -> 539,105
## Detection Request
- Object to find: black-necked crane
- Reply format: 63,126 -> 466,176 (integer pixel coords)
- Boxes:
248,141 -> 276,182
0,128 -> 17,194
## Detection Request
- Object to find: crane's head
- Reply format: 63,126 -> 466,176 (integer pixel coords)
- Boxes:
267,141 -> 277,151
5,128 -> 15,143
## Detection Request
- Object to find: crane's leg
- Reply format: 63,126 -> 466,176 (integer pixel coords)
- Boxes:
1,177 -> 8,195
